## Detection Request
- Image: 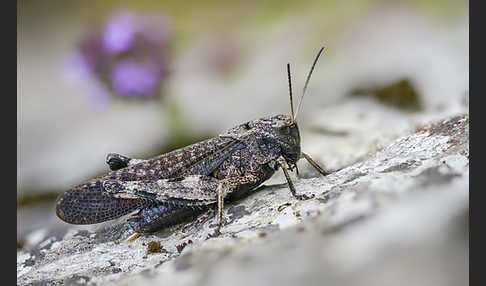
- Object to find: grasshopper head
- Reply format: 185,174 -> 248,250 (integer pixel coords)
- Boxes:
268,114 -> 301,169
250,114 -> 301,170
220,114 -> 301,169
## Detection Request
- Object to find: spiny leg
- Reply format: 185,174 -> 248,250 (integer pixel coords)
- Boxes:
278,157 -> 314,200
102,175 -> 257,236
102,176 -> 220,238
106,153 -> 147,171
301,152 -> 330,176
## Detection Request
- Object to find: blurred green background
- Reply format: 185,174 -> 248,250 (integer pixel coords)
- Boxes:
17,0 -> 468,246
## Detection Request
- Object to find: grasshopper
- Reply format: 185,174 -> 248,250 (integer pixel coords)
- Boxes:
56,47 -> 329,240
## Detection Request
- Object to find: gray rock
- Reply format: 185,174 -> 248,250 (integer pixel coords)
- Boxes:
17,113 -> 468,286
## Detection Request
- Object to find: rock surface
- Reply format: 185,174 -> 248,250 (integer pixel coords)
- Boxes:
17,111 -> 469,286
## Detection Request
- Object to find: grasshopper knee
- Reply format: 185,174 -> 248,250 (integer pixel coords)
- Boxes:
106,153 -> 132,170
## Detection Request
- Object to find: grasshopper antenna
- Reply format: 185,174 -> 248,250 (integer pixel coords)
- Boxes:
287,63 -> 295,121
294,47 -> 325,120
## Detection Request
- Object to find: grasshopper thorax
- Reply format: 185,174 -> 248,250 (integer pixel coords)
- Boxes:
219,114 -> 301,170
250,114 -> 301,170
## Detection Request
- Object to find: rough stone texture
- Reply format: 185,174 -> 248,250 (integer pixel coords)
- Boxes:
17,112 -> 469,286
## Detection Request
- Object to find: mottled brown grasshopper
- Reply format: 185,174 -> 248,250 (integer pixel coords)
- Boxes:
56,47 -> 329,240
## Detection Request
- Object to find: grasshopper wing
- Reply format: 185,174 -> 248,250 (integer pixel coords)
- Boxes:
105,137 -> 245,182
56,181 -> 152,225
56,138 -> 242,225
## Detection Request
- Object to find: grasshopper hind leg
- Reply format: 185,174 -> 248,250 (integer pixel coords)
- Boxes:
127,203 -> 210,233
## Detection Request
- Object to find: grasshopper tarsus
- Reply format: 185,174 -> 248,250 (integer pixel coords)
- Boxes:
126,232 -> 141,242
294,193 -> 315,201
279,156 -> 313,200
207,228 -> 222,239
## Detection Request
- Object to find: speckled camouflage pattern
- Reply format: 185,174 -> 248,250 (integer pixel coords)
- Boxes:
56,47 -> 328,234
55,114 -> 311,233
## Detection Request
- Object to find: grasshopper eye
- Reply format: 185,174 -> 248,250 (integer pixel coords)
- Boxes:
279,126 -> 291,135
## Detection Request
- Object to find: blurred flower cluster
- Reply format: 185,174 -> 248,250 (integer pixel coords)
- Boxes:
66,11 -> 172,109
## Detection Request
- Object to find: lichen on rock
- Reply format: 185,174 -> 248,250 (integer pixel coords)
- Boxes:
17,112 -> 468,286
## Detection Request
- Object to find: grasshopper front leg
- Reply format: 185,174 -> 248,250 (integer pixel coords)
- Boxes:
278,156 -> 314,200
301,152 -> 330,176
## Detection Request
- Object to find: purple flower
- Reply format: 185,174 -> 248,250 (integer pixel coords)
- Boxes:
63,53 -> 111,110
111,60 -> 160,97
102,12 -> 136,54
68,11 -> 172,106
